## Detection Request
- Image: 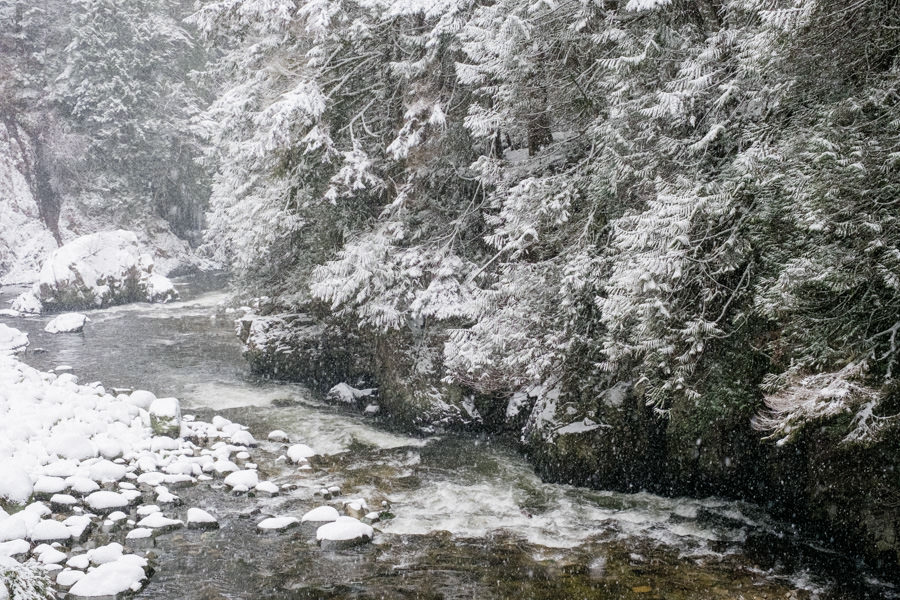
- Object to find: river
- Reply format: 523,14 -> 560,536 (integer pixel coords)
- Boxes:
1,277 -> 894,599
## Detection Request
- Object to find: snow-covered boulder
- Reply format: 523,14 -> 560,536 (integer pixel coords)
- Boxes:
44,313 -> 88,334
315,516 -> 373,549
84,491 -> 129,514
11,230 -> 179,314
30,519 -> 72,543
186,508 -> 218,530
267,430 -> 289,443
126,390 -> 156,410
148,397 -> 181,437
301,506 -> 339,523
286,444 -> 316,464
0,461 -> 33,506
223,470 -> 258,490
67,554 -> 148,597
256,516 -> 299,533
0,324 -> 28,354
135,513 -> 183,532
9,291 -> 41,315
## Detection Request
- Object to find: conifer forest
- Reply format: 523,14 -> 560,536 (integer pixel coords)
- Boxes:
1,1 -> 899,598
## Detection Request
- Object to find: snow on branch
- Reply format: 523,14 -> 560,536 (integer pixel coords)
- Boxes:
753,362 -> 898,446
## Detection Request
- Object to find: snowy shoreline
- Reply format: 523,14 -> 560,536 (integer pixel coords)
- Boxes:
0,325 -> 378,598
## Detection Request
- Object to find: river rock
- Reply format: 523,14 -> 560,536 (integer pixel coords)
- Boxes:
342,498 -> 368,519
316,516 -> 373,550
136,513 -> 183,533
44,313 -> 88,334
223,470 -> 258,490
186,508 -> 218,530
301,506 -> 339,523
267,430 -> 289,443
287,444 -> 316,464
256,516 -> 299,533
149,397 -> 181,437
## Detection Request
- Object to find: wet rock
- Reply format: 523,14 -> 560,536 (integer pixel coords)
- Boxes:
149,397 -> 182,438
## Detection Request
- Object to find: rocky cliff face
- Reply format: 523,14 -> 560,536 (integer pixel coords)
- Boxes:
0,120 -> 61,285
0,121 -> 209,287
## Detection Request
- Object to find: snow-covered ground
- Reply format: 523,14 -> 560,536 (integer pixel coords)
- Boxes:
0,325 -> 379,598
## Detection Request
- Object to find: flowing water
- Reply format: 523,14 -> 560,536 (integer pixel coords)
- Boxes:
1,277 -> 895,600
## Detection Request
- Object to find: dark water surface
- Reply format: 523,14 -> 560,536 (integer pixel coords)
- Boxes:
1,278 -> 895,599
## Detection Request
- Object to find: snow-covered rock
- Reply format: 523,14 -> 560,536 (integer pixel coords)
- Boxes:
65,476 -> 100,495
127,390 -> 156,410
56,568 -> 85,589
88,460 -> 128,483
88,542 -> 124,566
30,519 -> 72,543
212,459 -> 239,476
301,506 -> 339,523
44,313 -> 88,334
85,491 -> 130,513
33,476 -> 67,497
256,516 -> 299,532
186,508 -> 218,530
0,539 -> 29,558
50,435 -> 97,462
148,397 -> 181,437
229,430 -> 257,447
37,546 -> 68,565
223,469 -> 258,490
315,516 -> 374,549
342,498 -> 368,519
254,481 -> 279,496
0,517 -> 28,543
125,527 -> 153,541
50,494 -> 78,512
0,324 -> 28,354
135,513 -> 183,532
0,460 -> 33,505
267,430 -> 289,442
9,292 -> 42,315
63,515 -> 92,542
12,230 -> 179,314
68,554 -> 148,597
286,444 -> 316,464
